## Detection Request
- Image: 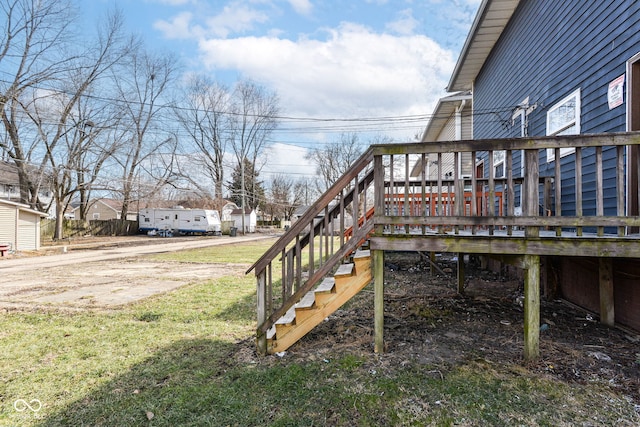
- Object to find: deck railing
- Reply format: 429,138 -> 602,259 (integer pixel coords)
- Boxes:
249,132 -> 640,354
372,132 -> 640,238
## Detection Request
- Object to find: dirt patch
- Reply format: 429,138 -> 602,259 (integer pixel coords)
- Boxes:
247,252 -> 640,404
0,258 -> 248,310
0,235 -> 270,310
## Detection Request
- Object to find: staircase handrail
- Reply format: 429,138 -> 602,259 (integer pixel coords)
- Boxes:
246,147 -> 375,275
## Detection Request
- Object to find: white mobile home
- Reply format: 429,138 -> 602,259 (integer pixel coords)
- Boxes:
138,208 -> 221,235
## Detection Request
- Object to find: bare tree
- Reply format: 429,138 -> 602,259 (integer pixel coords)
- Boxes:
228,80 -> 279,233
174,75 -> 230,200
265,173 -> 305,222
306,132 -> 364,193
19,10 -> 134,239
110,48 -> 179,219
0,0 -> 77,208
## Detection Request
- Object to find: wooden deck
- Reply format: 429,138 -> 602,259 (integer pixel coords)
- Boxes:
249,132 -> 640,360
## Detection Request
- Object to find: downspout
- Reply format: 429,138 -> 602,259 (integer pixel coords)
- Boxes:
455,99 -> 466,140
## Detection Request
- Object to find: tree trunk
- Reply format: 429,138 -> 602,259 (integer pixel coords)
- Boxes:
54,200 -> 65,240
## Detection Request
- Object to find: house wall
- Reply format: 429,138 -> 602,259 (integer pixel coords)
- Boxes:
425,104 -> 474,180
89,202 -> 119,220
474,1 -> 640,139
470,0 -> 640,330
473,0 -> 640,212
18,210 -> 40,250
232,212 -> 257,233
0,202 -> 42,251
0,203 -> 17,247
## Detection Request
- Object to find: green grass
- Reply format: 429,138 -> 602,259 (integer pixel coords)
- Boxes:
0,240 -> 638,426
150,238 -> 279,264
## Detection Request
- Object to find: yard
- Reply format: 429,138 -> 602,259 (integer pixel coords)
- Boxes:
0,240 -> 638,426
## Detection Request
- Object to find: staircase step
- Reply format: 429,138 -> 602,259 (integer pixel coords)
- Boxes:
266,325 -> 276,340
276,307 -> 296,325
274,307 -> 297,337
296,291 -> 316,309
294,291 -> 317,323
353,250 -> 371,274
315,277 -> 336,293
353,249 -> 371,260
334,263 -> 355,290
334,263 -> 354,278
267,257 -> 373,354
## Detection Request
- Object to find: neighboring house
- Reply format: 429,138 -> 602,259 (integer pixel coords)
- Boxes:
0,160 -> 53,208
0,161 -> 20,201
443,0 -> 640,329
230,207 -> 257,233
77,198 -> 138,221
0,199 -> 48,251
220,201 -> 239,222
411,91 -> 474,181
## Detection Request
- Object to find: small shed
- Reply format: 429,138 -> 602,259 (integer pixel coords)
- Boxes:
0,199 -> 48,251
230,207 -> 257,233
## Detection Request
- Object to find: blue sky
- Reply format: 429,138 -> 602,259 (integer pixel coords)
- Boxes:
81,0 -> 481,177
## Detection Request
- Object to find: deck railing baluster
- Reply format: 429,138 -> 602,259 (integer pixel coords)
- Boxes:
454,151 -> 460,235
596,146 -> 604,236
488,150 -> 495,235
295,236 -> 301,290
421,153 -> 427,235
405,154 -> 410,234
437,152 -> 443,234
506,149 -> 514,236
471,150 -> 478,235
617,146 -> 625,236
576,147 -> 583,236
555,147 -> 562,236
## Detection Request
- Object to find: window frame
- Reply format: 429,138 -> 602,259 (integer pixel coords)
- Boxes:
546,88 -> 581,162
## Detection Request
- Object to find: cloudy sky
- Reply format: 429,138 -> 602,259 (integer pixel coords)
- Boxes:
82,0 -> 481,178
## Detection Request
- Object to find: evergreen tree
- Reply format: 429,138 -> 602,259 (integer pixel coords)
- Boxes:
228,158 -> 265,210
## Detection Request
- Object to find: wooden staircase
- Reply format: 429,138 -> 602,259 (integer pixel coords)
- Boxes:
265,250 -> 372,354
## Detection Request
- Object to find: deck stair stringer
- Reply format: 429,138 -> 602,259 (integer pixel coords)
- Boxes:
266,250 -> 372,354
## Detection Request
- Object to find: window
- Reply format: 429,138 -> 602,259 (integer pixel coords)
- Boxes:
93,213 -> 100,219
546,88 -> 581,161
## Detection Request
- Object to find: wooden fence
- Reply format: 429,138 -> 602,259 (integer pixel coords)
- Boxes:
41,219 -> 139,240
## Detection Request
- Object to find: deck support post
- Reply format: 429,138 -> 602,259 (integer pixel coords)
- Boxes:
523,254 -> 540,361
599,258 -> 615,327
457,253 -> 465,294
373,249 -> 385,353
256,270 -> 268,355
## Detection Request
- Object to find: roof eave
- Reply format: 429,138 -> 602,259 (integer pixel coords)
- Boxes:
421,92 -> 473,142
447,0 -> 521,92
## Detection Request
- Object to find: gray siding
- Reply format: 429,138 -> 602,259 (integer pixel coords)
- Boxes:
473,0 -> 640,215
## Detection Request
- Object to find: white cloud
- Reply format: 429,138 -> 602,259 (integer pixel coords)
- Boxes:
154,11 -> 202,39
155,2 -> 270,39
386,8 -> 418,35
198,22 -> 453,126
287,0 -> 313,16
204,3 -> 269,38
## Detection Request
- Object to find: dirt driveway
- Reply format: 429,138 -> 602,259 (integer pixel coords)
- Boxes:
0,234 -> 275,310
